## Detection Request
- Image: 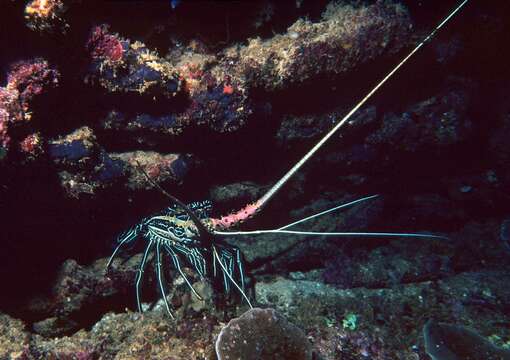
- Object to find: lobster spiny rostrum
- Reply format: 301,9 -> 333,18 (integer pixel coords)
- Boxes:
106,0 -> 470,319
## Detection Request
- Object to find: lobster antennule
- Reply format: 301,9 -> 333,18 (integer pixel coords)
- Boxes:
133,161 -> 213,242
277,194 -> 379,231
212,195 -> 448,240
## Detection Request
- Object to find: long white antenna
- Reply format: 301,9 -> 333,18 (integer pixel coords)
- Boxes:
257,0 -> 470,210
214,229 -> 448,240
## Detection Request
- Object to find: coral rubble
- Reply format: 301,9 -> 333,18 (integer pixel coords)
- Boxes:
0,59 -> 59,158
24,0 -> 68,33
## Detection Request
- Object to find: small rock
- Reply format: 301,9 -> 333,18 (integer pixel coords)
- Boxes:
215,307 -> 313,360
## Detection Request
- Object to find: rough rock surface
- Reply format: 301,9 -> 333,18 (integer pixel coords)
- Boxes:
215,308 -> 313,360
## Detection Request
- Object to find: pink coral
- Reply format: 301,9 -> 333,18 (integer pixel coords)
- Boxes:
20,133 -> 43,157
0,88 -> 22,148
0,114 -> 9,148
87,25 -> 124,62
6,59 -> 59,114
0,88 -> 20,148
0,59 -> 59,153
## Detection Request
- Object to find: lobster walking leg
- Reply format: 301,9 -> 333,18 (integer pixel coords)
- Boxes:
156,243 -> 174,319
106,227 -> 139,269
135,239 -> 154,313
233,247 -> 246,291
165,245 -> 203,300
212,246 -> 252,309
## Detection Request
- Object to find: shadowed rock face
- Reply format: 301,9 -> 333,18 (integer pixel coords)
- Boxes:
215,307 -> 313,360
423,320 -> 510,360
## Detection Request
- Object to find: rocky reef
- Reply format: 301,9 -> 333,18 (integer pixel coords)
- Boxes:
1,0 -> 510,359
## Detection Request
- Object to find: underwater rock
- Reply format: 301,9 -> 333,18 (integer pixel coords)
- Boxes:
443,171 -> 503,212
209,181 -> 266,210
423,320 -> 510,360
225,1 -> 412,91
24,0 -> 69,33
28,311 -> 220,359
256,270 -> 510,335
8,270 -> 510,359
311,324 -> 392,360
101,84 -> 252,139
0,87 -> 21,153
448,220 -> 510,272
489,109 -> 510,188
215,307 -> 313,360
0,58 -> 59,158
255,278 -> 412,358
175,50 -> 255,133
29,257 -> 138,336
366,79 -> 474,152
6,58 -> 60,114
0,313 -> 30,360
312,77 -> 475,176
93,48 -> 253,137
88,1 -> 409,140
48,127 -> 111,198
48,126 -> 98,166
254,270 -> 510,359
179,50 -> 257,134
101,109 -> 185,139
322,239 -> 452,289
36,251 -> 216,337
366,77 -> 474,154
501,219 -> 510,252
19,132 -> 44,160
32,316 -> 79,338
32,248 -> 216,338
85,25 -> 181,99
48,127 -> 190,197
180,80 -> 253,133
256,278 -> 366,318
277,106 -> 377,148
52,259 -> 129,315
109,150 -> 191,190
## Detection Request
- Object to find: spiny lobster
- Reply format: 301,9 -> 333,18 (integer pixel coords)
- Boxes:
106,0 -> 469,319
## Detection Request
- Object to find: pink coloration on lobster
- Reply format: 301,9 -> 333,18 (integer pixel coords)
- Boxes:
210,199 -> 264,230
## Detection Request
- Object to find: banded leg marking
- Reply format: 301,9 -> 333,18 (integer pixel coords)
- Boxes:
234,247 -> 245,290
106,228 -> 138,270
135,239 -> 154,313
212,246 -> 252,309
156,243 -> 174,319
165,245 -> 204,301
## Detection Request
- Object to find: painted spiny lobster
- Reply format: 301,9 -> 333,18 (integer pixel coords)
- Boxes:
106,0 -> 470,319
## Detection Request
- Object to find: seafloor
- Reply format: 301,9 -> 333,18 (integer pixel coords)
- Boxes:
1,0 -> 509,359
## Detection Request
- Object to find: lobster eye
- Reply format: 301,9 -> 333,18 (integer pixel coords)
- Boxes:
173,227 -> 184,237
